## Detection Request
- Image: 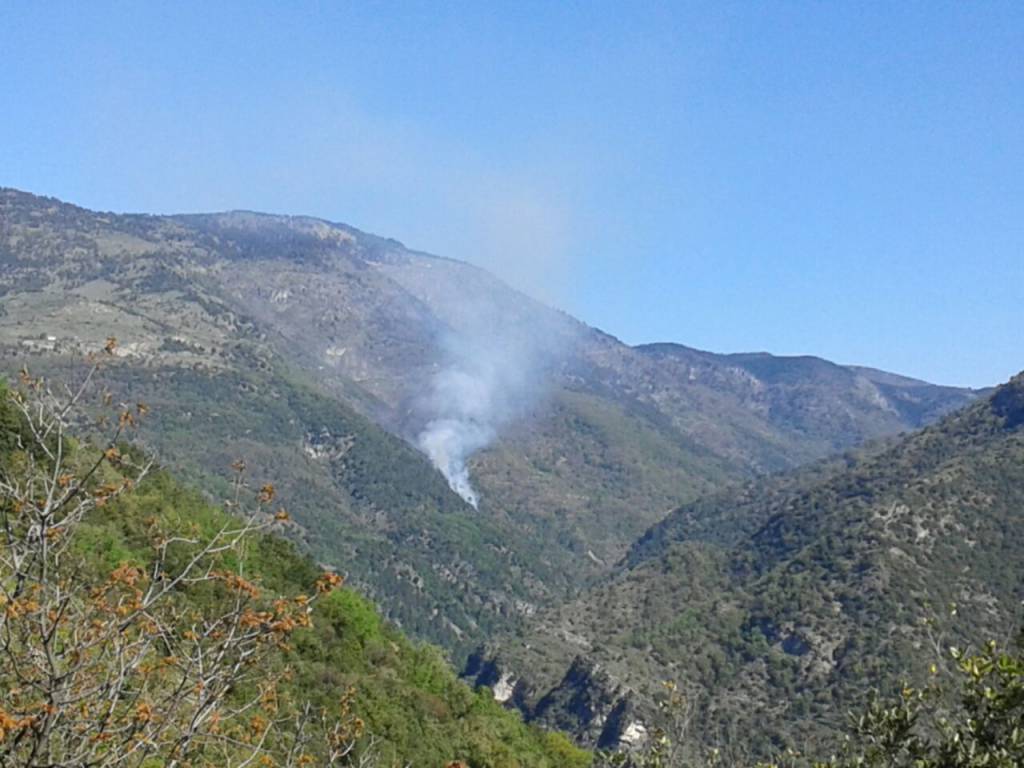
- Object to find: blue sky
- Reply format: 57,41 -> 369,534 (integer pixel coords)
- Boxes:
1,2 -> 1020,387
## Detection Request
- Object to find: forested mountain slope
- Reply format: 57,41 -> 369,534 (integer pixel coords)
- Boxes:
0,379 -> 590,767
472,372 -> 1024,758
0,187 -> 981,660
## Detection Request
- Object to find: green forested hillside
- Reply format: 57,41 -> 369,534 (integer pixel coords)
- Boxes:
0,379 -> 590,768
0,187 -> 981,665
0,188 -> 1016,766
477,373 -> 1024,760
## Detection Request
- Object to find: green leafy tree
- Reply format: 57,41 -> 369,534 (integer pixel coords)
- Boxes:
599,633 -> 1023,768
827,637 -> 1024,768
0,358 -> 361,767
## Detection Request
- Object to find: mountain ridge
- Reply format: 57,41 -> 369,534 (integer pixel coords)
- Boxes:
0,185 -> 986,664
471,371 -> 1024,757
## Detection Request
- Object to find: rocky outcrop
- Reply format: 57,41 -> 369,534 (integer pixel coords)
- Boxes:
531,656 -> 643,750
462,649 -> 534,711
464,650 -> 646,752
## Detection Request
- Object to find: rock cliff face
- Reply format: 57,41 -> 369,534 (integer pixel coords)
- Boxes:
462,650 -> 534,711
532,657 -> 642,750
464,652 -> 643,751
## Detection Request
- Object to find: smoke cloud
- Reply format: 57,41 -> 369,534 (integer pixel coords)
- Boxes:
418,417 -> 491,507
415,291 -> 565,508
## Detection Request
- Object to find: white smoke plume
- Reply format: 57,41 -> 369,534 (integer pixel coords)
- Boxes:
416,291 -> 563,508
418,419 -> 492,509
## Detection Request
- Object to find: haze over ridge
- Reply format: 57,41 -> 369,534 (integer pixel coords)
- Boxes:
2,3 -> 1021,386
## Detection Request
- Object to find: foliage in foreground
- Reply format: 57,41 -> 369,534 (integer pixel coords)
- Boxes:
596,634 -> 1024,768
0,363 -> 590,767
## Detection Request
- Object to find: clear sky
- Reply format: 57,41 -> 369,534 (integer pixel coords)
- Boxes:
1,2 -> 1021,387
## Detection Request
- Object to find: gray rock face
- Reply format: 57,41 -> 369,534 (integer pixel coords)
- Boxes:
532,656 -> 640,750
465,651 -> 643,751
463,649 -> 534,711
